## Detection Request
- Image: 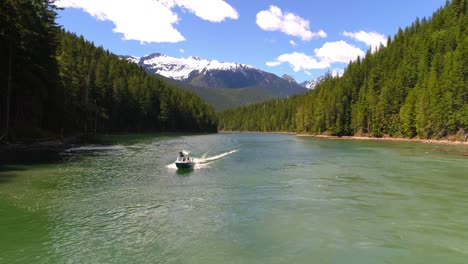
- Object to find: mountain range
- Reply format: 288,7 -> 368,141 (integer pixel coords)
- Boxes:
300,76 -> 325,89
124,53 -> 323,111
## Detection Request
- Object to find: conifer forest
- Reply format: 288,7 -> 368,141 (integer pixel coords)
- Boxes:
0,0 -> 217,142
219,0 -> 467,140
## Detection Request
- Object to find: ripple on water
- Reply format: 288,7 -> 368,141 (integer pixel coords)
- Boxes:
1,133 -> 468,263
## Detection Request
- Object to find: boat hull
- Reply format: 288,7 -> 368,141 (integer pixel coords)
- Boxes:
175,162 -> 194,169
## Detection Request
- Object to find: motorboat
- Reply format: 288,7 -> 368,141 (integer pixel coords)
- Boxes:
175,152 -> 195,169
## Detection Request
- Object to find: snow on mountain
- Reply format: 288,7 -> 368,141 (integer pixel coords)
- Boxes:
136,53 -> 256,81
281,74 -> 296,84
124,52 -> 308,104
300,76 -> 325,89
125,55 -> 141,64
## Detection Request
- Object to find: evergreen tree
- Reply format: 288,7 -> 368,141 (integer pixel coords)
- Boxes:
218,0 -> 467,141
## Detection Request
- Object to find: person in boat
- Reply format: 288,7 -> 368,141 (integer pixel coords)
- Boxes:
179,151 -> 186,161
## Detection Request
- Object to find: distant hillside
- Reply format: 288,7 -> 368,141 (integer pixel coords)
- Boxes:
156,74 -> 277,111
219,0 -> 468,141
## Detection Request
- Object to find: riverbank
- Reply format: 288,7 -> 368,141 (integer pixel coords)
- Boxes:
219,130 -> 296,135
0,137 -> 79,153
297,134 -> 468,146
0,132 -> 218,154
219,130 -> 468,147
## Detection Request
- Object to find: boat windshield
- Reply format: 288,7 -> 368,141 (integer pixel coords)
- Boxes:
176,156 -> 190,162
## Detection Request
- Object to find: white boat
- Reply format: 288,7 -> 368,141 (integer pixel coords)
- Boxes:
175,151 -> 195,169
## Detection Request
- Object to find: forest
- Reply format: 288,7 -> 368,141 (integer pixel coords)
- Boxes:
0,0 -> 217,142
218,0 -> 467,140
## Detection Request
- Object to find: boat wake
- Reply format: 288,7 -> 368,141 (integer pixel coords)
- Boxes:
66,145 -> 124,152
194,150 -> 238,163
167,150 -> 238,170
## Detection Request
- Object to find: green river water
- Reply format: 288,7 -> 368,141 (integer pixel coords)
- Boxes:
1,133 -> 467,263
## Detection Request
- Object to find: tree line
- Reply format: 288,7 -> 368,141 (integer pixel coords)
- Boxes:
219,0 -> 467,140
1,0 -> 217,142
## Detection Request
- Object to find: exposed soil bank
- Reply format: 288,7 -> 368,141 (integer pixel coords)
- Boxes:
296,134 -> 468,146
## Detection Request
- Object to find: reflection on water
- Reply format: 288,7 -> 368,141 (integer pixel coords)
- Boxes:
0,133 -> 467,263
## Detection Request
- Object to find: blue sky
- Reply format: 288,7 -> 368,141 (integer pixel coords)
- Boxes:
56,0 -> 446,83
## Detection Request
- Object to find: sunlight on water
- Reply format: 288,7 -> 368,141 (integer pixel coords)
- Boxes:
66,145 -> 126,152
1,133 -> 467,263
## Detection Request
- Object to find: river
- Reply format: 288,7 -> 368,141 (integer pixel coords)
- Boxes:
1,133 -> 467,263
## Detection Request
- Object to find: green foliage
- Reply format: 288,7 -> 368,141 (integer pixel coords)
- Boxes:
55,31 -> 218,134
0,0 -> 60,140
218,0 -> 467,140
1,2 -> 217,141
218,95 -> 303,132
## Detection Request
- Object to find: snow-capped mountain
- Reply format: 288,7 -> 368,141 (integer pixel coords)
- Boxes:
126,53 -> 308,98
281,74 -> 296,83
300,76 -> 325,89
132,53 -> 256,81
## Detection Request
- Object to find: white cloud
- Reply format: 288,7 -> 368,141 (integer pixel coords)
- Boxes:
343,30 -> 387,50
304,70 -> 311,76
331,68 -> 344,77
266,41 -> 364,72
179,49 -> 185,53
314,41 -> 365,64
256,6 -> 326,41
266,61 -> 281,67
289,40 -> 297,46
315,30 -> 327,38
175,0 -> 238,22
266,52 -> 329,72
56,0 -> 238,43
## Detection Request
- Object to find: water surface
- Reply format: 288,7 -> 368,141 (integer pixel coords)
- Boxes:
1,133 -> 467,263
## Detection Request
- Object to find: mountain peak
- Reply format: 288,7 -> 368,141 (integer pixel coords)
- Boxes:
189,56 -> 202,61
300,75 -> 325,89
281,74 -> 296,84
129,52 -> 257,80
123,52 -> 308,110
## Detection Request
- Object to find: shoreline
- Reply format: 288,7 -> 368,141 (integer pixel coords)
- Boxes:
296,134 -> 468,146
2,131 -> 467,152
220,130 -> 468,146
219,130 -> 296,135
0,137 -> 77,153
0,132 -> 219,153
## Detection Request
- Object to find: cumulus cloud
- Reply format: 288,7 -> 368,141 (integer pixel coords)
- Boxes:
266,52 -> 328,72
179,49 -> 185,53
56,0 -> 238,43
331,68 -> 344,77
266,61 -> 281,67
266,41 -> 364,72
256,6 -> 326,41
289,40 -> 297,46
175,0 -> 238,22
343,30 -> 387,50
314,41 -> 365,64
